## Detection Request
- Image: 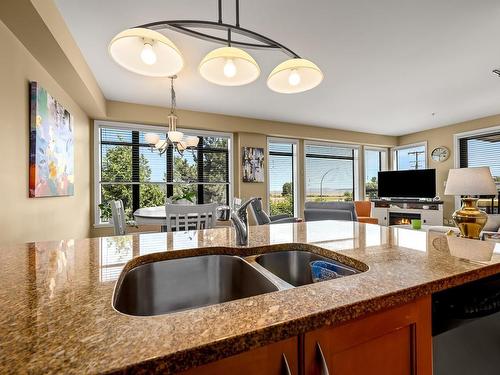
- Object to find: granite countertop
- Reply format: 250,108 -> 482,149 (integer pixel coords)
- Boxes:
2,221 -> 500,374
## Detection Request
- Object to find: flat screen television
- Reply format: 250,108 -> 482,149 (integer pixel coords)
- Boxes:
377,169 -> 436,199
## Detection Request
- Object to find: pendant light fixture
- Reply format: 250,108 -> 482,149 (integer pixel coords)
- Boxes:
267,58 -> 323,94
109,0 -> 323,93
109,28 -> 184,77
199,45 -> 260,86
144,76 -> 199,156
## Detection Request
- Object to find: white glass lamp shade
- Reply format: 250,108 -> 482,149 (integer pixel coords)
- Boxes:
444,167 -> 498,196
145,132 -> 160,145
177,140 -> 187,152
199,46 -> 260,86
267,58 -> 323,94
155,139 -> 167,150
186,136 -> 200,148
168,130 -> 184,143
109,28 -> 184,77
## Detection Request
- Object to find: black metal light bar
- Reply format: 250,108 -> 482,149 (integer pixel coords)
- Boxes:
136,0 -> 300,58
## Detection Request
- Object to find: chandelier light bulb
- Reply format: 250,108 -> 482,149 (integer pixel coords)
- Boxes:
140,43 -> 157,65
223,58 -> 237,78
288,69 -> 301,86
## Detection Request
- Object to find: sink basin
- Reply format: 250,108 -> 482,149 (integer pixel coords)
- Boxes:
255,250 -> 360,287
113,255 -> 279,316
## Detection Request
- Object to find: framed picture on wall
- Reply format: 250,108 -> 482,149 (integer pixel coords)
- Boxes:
29,81 -> 74,197
242,147 -> 264,183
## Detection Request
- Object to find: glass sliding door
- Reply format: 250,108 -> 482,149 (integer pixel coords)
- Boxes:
364,148 -> 388,199
305,143 -> 358,202
268,139 -> 298,216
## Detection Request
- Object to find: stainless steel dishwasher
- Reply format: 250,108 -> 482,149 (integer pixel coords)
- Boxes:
432,273 -> 500,375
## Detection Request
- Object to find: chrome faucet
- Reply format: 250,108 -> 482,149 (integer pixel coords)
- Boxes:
230,197 -> 260,246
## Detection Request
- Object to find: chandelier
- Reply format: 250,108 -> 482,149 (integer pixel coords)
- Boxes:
144,76 -> 199,155
108,0 -> 323,94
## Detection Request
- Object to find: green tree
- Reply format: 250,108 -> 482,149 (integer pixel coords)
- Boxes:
365,176 -> 378,199
282,182 -> 292,197
100,145 -> 164,221
343,191 -> 353,201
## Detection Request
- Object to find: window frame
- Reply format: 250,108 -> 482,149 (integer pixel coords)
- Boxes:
303,140 -> 361,202
391,141 -> 427,171
93,120 -> 233,227
266,137 -> 299,217
453,124 -> 500,210
362,146 -> 389,200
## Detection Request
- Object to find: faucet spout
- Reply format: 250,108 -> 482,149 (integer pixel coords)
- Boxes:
230,197 -> 260,246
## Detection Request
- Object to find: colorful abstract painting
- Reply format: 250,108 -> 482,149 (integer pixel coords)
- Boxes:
242,147 -> 264,182
29,82 -> 74,197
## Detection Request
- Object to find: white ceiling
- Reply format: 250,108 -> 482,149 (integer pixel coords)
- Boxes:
55,0 -> 500,136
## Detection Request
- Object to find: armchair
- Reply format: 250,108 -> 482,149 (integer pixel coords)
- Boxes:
354,201 -> 379,224
249,198 -> 301,225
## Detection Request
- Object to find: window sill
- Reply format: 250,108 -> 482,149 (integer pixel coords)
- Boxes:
93,223 -> 112,228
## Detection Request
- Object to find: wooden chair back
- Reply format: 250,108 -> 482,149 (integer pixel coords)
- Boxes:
165,203 -> 218,232
111,200 -> 127,235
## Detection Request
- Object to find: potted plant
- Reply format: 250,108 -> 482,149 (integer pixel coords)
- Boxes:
170,188 -> 196,205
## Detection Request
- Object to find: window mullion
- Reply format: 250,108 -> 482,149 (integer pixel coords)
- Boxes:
131,131 -> 140,213
197,137 -> 204,204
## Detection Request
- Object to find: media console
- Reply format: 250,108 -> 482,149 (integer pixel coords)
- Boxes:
371,199 -> 444,227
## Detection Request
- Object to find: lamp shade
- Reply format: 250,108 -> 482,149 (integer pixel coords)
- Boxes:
199,46 -> 260,86
109,28 -> 183,77
267,58 -> 323,94
444,167 -> 498,196
145,132 -> 160,145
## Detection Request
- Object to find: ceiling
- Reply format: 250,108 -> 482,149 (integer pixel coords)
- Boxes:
55,0 -> 500,136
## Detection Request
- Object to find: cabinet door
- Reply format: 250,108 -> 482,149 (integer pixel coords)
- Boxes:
304,297 -> 432,375
371,207 -> 388,226
180,336 -> 298,375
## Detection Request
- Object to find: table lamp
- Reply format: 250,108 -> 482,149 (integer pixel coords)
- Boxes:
444,167 -> 498,239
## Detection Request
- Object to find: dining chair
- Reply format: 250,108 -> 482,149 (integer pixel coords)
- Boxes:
165,203 -> 218,232
110,200 -> 128,235
249,197 -> 301,225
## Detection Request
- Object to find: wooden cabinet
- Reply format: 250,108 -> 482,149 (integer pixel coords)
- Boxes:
303,296 -> 432,375
180,336 -> 298,375
179,297 -> 432,374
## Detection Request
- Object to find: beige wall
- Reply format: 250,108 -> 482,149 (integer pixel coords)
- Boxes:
0,20 -> 91,244
398,114 -> 500,220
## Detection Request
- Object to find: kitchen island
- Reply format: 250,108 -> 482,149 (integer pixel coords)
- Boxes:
1,220 -> 499,374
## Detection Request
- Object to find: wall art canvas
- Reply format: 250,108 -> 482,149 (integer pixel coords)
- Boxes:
242,147 -> 264,183
29,82 -> 74,197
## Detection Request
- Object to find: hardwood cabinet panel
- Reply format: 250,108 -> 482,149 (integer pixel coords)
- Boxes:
180,336 -> 298,375
304,296 -> 432,375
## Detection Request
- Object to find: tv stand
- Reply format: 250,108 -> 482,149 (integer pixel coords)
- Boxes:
371,199 -> 443,226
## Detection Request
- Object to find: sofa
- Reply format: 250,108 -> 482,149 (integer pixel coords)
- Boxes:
304,201 -> 358,222
428,214 -> 500,236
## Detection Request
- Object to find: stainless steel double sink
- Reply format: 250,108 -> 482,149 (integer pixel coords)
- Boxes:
113,247 -> 365,317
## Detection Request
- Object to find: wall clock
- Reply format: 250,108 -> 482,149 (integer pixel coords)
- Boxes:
431,146 -> 450,162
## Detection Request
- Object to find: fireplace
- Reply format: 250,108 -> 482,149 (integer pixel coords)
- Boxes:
389,212 -> 421,226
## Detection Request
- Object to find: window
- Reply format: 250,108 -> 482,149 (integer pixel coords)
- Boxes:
305,143 -> 358,202
458,130 -> 500,213
268,139 -> 298,216
393,143 -> 426,170
364,148 -> 388,199
95,122 -> 231,224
